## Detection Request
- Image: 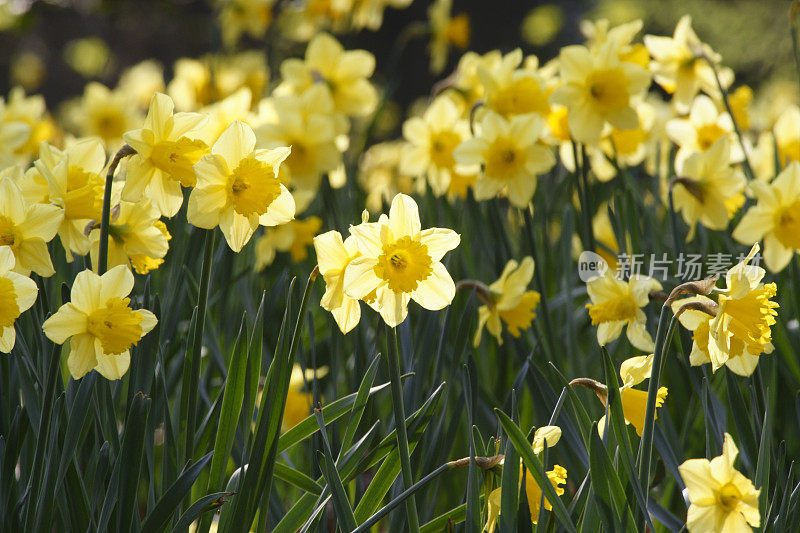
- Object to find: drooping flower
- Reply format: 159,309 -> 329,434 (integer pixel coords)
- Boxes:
670,244 -> 778,375
42,265 -> 158,380
733,162 -> 800,272
188,120 -> 294,252
643,15 -> 733,113
0,177 -> 63,276
401,95 -> 473,196
88,198 -> 170,274
484,426 -> 567,532
454,111 -> 555,208
473,257 -> 541,346
679,433 -> 760,532
34,138 -> 106,260
277,32 -> 377,117
0,246 -> 37,353
595,354 -> 668,437
550,39 -> 650,143
314,229 -> 362,334
344,193 -> 460,327
122,92 -> 210,217
671,137 -> 745,240
585,271 -> 661,351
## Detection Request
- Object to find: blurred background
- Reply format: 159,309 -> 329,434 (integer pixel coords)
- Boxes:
0,0 -> 795,116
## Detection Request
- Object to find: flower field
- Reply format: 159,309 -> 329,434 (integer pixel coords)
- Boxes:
1,0 -> 800,531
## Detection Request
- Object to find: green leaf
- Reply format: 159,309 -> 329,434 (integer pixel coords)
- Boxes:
314,409 -> 357,532
140,452 -> 214,532
588,423 -> 637,533
171,492 -> 234,532
117,392 -> 151,533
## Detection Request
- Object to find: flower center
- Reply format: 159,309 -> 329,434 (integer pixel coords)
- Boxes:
717,482 -> 741,512
485,137 -> 525,179
150,137 -> 208,187
696,123 -> 726,151
374,236 -> 433,293
547,106 -> 571,142
429,130 -> 462,169
0,277 -> 21,328
587,68 -> 628,114
229,157 -> 283,217
86,297 -> 144,355
286,140 -> 315,178
775,201 -> 800,249
779,139 -> 800,164
0,215 -> 20,248
92,109 -> 127,141
587,293 -> 638,324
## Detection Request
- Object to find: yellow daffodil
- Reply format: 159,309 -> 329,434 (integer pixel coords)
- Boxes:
89,198 -> 170,274
218,0 -> 274,48
581,18 -> 649,67
550,40 -> 650,143
672,137 -> 745,240
733,162 -> 800,272
1,87 -> 57,163
0,177 -> 62,276
473,257 -> 541,346
666,94 -> 740,168
344,193 -> 460,327
0,246 -> 38,353
254,216 -> 321,269
122,92 -> 210,217
427,0 -> 469,74
0,106 -> 31,167
450,50 -> 503,110
314,229 -> 362,334
201,87 -> 253,143
596,354 -> 668,436
585,271 -> 661,351
477,49 -> 551,119
454,111 -> 555,208
643,15 -> 733,113
401,95 -> 473,196
728,85 -> 752,132
357,141 -> 420,212
671,244 -> 778,374
117,60 -> 166,109
774,104 -> 800,166
485,426 -> 566,532
188,121 -> 294,252
679,433 -> 760,532
282,364 -> 329,431
42,265 -> 157,380
277,32 -> 377,117
67,82 -> 141,149
34,138 -> 106,260
255,85 -> 346,210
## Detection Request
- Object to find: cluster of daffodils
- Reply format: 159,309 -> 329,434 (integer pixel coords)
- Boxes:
314,193 -> 460,331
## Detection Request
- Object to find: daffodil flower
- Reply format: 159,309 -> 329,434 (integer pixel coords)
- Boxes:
313,229 -> 362,334
585,271 -> 661,351
597,354 -> 668,437
0,246 -> 37,353
679,433 -> 760,532
473,256 -> 541,346
42,265 -> 157,380
344,193 -> 460,327
122,92 -> 210,217
188,120 -> 294,252
0,177 -> 63,276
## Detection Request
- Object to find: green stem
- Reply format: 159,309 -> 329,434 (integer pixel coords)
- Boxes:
183,230 -> 216,465
387,327 -> 420,532
636,308 -> 678,527
97,144 -> 135,274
